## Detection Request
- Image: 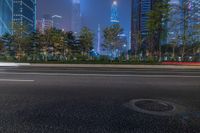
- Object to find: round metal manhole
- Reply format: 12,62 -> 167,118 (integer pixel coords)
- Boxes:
135,99 -> 174,112
127,99 -> 185,116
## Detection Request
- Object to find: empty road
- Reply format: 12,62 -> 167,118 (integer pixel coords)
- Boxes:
0,66 -> 200,133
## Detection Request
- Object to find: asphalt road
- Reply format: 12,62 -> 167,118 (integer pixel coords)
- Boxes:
0,66 -> 200,133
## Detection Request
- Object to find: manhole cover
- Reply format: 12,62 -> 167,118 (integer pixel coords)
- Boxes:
127,99 -> 185,116
135,99 -> 174,112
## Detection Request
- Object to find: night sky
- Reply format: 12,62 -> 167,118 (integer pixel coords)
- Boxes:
37,0 -> 131,36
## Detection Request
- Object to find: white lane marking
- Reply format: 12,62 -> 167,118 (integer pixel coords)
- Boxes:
0,79 -> 34,82
0,72 -> 200,78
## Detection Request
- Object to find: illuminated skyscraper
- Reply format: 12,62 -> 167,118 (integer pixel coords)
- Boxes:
174,0 -> 200,43
167,0 -> 182,44
0,0 -> 13,35
131,0 -> 154,52
37,15 -> 53,34
13,0 -> 36,33
188,0 -> 200,41
111,0 -> 119,24
52,15 -> 62,30
71,0 -> 81,34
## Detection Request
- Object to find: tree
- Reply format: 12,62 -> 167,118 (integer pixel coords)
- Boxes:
0,41 -> 3,51
103,24 -> 123,57
12,22 -> 29,61
168,1 -> 200,59
147,0 -> 170,60
79,27 -> 94,56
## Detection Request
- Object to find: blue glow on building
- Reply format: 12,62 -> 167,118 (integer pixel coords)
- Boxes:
188,0 -> 200,41
13,0 -> 36,34
111,0 -> 119,24
131,0 -> 153,51
0,0 -> 13,36
71,0 -> 81,33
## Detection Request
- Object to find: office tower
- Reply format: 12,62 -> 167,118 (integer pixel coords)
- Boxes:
167,0 -> 182,44
52,15 -> 62,30
131,0 -> 153,52
0,0 -> 13,35
174,0 -> 200,43
111,0 -> 119,24
110,0 -> 128,56
37,15 -> 53,34
71,0 -> 81,34
13,0 -> 36,34
188,0 -> 200,41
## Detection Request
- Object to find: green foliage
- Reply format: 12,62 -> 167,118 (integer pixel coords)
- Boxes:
147,0 -> 170,54
103,24 -> 123,51
80,27 -> 94,54
0,41 -> 3,51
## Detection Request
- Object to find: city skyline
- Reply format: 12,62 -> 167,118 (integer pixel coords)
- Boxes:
37,0 -> 131,35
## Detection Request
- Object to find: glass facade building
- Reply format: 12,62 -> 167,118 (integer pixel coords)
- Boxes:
52,15 -> 62,30
71,0 -> 81,34
111,0 -> 119,24
131,0 -> 153,52
188,0 -> 200,41
13,0 -> 36,34
167,0 -> 182,44
0,0 -> 13,35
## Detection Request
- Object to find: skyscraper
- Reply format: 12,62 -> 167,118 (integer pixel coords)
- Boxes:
71,0 -> 81,34
131,0 -> 153,52
37,14 -> 53,34
13,0 -> 36,34
167,0 -> 182,44
188,0 -> 200,41
111,0 -> 119,24
52,15 -> 62,30
0,0 -> 13,35
110,0 -> 128,55
174,0 -> 200,44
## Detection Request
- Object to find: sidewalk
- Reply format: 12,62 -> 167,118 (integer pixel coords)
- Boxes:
162,62 -> 200,66
1,62 -> 200,69
0,62 -> 30,67
30,64 -> 200,69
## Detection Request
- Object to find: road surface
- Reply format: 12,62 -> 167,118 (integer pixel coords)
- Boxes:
0,66 -> 200,133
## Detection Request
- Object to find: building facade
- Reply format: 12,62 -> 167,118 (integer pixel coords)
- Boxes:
37,19 -> 53,34
71,0 -> 81,34
0,0 -> 13,35
167,0 -> 182,44
13,0 -> 36,34
52,15 -> 62,30
188,0 -> 200,41
111,0 -> 119,24
131,0 -> 153,52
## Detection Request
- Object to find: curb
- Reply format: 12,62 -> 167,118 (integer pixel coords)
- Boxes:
0,63 -> 31,67
29,64 -> 200,69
